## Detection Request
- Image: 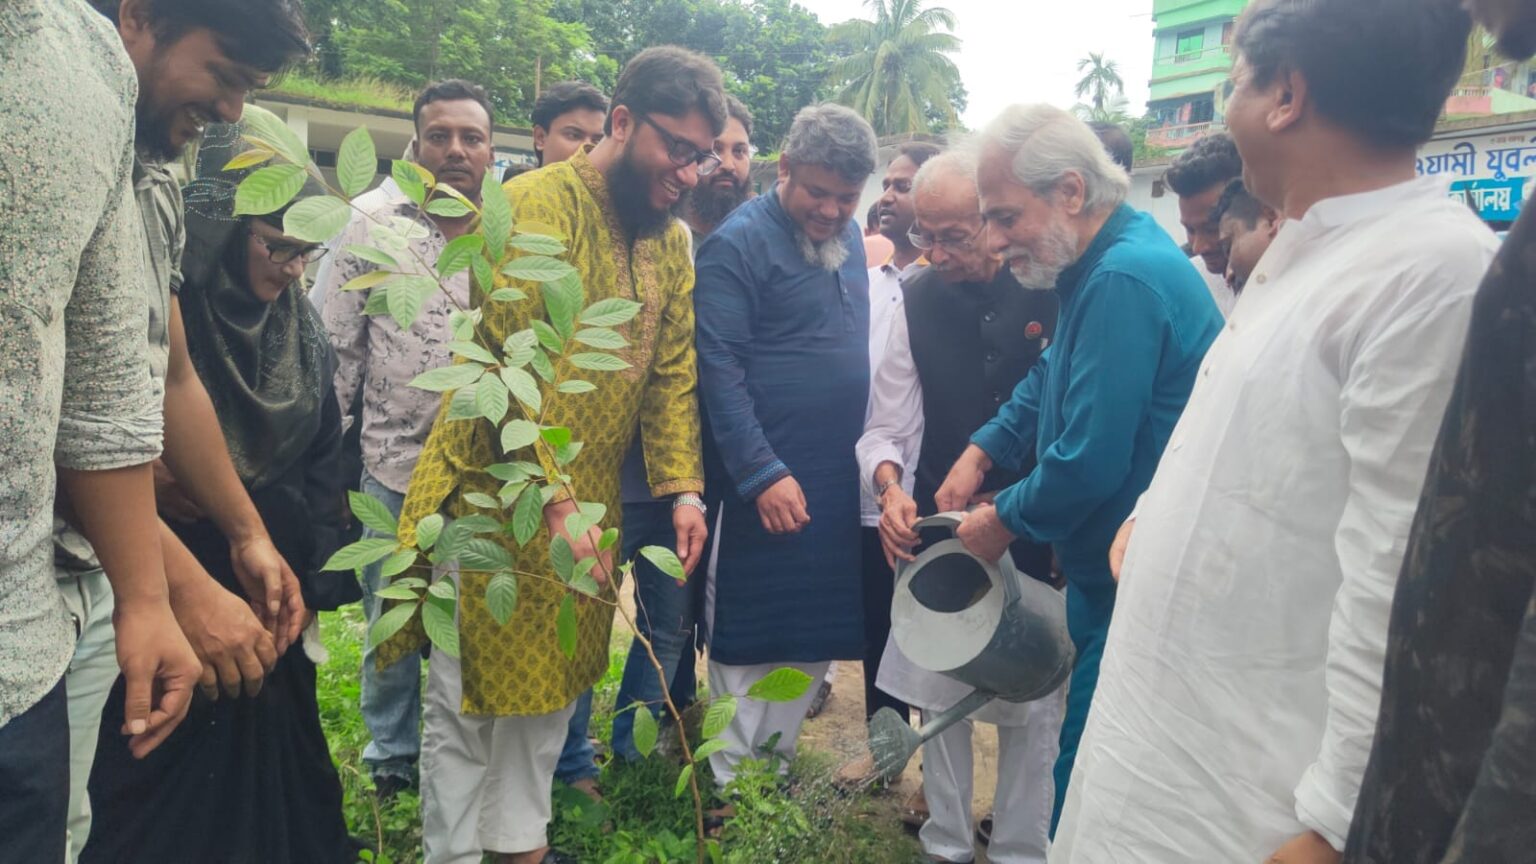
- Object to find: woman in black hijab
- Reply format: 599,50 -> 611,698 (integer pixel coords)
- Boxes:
84,124 -> 360,864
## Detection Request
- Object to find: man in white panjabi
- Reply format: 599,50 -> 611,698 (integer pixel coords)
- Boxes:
1052,2 -> 1499,863
860,151 -> 1064,864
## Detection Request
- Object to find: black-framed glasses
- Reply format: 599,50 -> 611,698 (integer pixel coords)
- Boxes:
637,114 -> 722,177
253,233 -> 328,265
908,222 -> 984,254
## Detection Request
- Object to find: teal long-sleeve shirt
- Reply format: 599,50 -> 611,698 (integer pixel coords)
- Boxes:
972,205 -> 1223,594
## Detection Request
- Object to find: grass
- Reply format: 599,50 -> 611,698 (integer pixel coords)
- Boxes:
268,72 -> 417,114
316,608 -> 922,863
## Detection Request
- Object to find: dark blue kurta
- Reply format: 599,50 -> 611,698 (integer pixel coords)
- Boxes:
695,190 -> 869,666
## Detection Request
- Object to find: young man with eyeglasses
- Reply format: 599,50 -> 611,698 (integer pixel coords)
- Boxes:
377,47 -> 722,864
317,78 -> 498,803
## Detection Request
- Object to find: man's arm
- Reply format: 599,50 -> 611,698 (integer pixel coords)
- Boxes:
161,293 -> 304,650
858,307 -> 925,562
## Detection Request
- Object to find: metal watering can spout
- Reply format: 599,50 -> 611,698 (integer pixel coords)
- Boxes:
867,512 -> 1075,781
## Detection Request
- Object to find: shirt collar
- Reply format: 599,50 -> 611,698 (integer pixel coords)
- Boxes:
880,252 -> 929,279
1056,203 -> 1133,296
1297,176 -> 1450,232
133,153 -> 175,193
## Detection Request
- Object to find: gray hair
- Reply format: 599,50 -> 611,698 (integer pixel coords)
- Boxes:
913,146 -> 979,198
783,103 -> 879,184
982,104 -> 1130,212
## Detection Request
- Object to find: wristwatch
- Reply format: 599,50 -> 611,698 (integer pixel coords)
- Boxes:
673,492 -> 707,516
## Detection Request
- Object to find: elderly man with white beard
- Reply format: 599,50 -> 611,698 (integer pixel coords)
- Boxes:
935,104 -> 1224,833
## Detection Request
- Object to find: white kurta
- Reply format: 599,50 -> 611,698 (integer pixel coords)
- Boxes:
1051,177 -> 1498,862
859,259 -> 924,527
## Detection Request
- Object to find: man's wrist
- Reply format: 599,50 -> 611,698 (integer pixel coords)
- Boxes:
966,445 -> 994,473
673,492 -> 707,517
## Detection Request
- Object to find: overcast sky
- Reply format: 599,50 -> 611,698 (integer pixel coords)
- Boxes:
797,0 -> 1157,130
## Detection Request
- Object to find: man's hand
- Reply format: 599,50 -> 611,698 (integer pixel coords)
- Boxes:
1109,517 -> 1135,583
169,568 -> 278,701
956,504 -> 1014,564
1265,831 -> 1341,864
112,596 -> 200,759
756,475 -> 810,535
230,535 -> 305,653
546,499 -> 614,590
878,485 -> 921,567
672,504 -> 708,577
935,446 -> 990,513
152,459 -> 204,523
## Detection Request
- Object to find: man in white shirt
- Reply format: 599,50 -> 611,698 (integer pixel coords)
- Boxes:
1052,2 -> 1499,862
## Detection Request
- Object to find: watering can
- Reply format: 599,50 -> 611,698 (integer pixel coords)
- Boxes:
867,512 -> 1075,781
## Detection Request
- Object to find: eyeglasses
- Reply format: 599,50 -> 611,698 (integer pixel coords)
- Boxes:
253,233 -> 328,265
637,114 -> 722,177
907,222 -> 984,254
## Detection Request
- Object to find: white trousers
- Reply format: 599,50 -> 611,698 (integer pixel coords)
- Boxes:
919,685 -> 1065,864
420,648 -> 577,862
706,660 -> 830,785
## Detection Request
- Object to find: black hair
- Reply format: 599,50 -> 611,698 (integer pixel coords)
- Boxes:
413,79 -> 494,135
1234,0 -> 1471,149
91,0 -> 309,72
1088,121 -> 1134,171
726,94 -> 755,141
866,201 -> 881,232
502,163 -> 535,184
1164,132 -> 1243,197
896,141 -> 943,170
1212,178 -> 1266,228
608,46 -> 728,137
530,81 -> 609,132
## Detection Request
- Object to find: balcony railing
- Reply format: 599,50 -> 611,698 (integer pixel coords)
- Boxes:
1168,44 -> 1230,65
1146,121 -> 1220,150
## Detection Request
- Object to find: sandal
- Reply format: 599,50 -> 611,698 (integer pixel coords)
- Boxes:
899,784 -> 929,828
976,812 -> 993,845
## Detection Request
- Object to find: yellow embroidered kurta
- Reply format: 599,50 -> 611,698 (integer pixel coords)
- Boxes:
384,150 -> 703,716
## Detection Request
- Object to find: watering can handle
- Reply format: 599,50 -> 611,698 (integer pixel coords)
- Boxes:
907,512 -> 1028,608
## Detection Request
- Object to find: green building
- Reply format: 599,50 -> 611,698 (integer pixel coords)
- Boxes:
1145,0 -> 1247,151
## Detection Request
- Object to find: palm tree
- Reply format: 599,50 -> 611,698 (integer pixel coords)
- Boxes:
1072,93 -> 1131,125
1075,52 -> 1125,114
826,0 -> 965,136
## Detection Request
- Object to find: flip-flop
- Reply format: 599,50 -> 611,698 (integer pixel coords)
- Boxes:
976,812 -> 993,845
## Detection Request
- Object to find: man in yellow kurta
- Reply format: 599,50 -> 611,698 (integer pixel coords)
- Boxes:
388,48 -> 728,864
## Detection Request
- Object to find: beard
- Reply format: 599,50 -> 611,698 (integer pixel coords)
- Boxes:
1001,214 -> 1079,291
135,98 -> 190,163
606,143 -> 686,240
689,173 -> 751,228
796,229 -> 850,271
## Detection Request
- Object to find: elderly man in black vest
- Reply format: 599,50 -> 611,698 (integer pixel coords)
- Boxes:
857,149 -> 1064,864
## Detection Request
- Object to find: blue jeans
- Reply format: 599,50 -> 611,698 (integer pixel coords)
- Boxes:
358,472 -> 421,782
0,676 -> 68,863
610,501 -> 698,763
555,690 -> 598,784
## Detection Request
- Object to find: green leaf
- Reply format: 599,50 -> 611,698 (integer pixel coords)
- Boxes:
342,270 -> 395,293
223,146 -> 275,171
410,363 -> 485,393
362,286 -> 391,316
349,490 -> 398,536
502,330 -> 537,367
707,839 -> 723,864
462,492 -> 501,510
500,366 -> 542,414
549,534 -> 575,581
459,538 -> 513,572
481,172 -> 513,258
283,195 -> 352,243
531,319 -> 564,355
447,340 -> 497,365
556,379 -> 596,394
640,545 -> 686,584
503,255 -> 577,284
486,461 -> 539,482
632,701 -> 658,757
498,480 -> 529,507
379,549 -> 417,579
512,484 -> 544,547
556,593 -> 578,658
241,104 -> 310,166
486,572 -> 518,625
553,440 -> 584,467
500,419 -> 540,452
507,233 -> 567,255
471,255 -> 494,295
392,160 -> 427,205
416,513 -> 444,550
529,349 -> 557,383
674,763 -> 695,799
573,328 -> 628,350
541,273 -> 584,339
449,308 -> 478,341
372,583 -> 420,601
540,426 -> 572,449
427,579 -> 457,602
489,287 -> 527,304
344,244 -> 399,269
475,374 -> 509,424
746,667 -> 816,703
598,527 -> 619,552
368,602 -> 417,648
425,196 -> 472,218
437,234 -> 484,278
387,274 -> 437,330
569,352 -> 632,372
692,737 -> 730,762
453,514 -> 504,535
703,695 -> 737,739
421,599 -> 460,657
446,387 -> 480,421
233,164 -> 307,216
579,297 -> 644,327
569,567 -> 601,598
336,126 -> 377,199
322,538 -> 398,572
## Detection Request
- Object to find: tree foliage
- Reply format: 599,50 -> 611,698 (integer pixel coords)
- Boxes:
1074,51 -> 1125,115
825,0 -> 967,136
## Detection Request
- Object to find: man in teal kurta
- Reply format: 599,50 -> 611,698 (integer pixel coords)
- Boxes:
936,104 -> 1224,830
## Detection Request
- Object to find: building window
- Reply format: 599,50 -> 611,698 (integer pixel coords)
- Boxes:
1188,95 -> 1215,125
1221,21 -> 1234,45
1175,28 -> 1205,62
